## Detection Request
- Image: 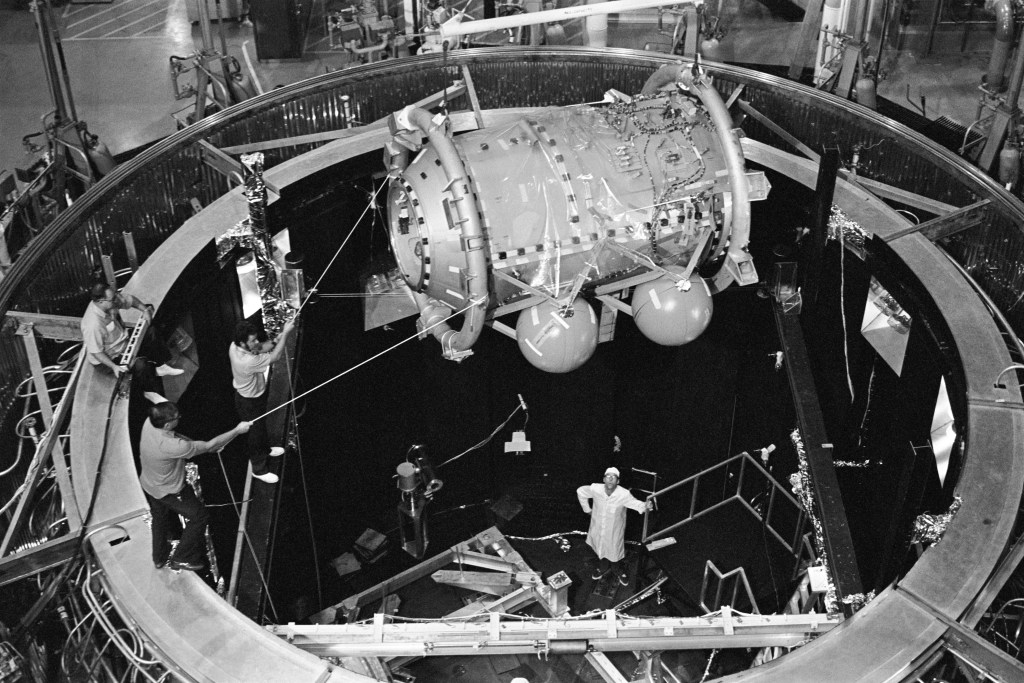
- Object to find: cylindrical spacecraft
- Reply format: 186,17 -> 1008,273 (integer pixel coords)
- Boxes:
385,72 -> 764,371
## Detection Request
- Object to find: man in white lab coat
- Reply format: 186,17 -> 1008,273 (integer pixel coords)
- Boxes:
577,467 -> 653,586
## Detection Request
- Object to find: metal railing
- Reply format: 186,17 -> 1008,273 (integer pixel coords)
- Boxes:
700,560 -> 760,615
644,451 -> 811,569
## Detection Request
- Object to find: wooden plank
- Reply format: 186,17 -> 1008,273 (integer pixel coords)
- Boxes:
883,200 -> 991,243
4,311 -> 83,341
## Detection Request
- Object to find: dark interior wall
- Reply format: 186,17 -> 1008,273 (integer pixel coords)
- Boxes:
798,232 -> 961,592
164,152 -> 966,614
262,162 -> 806,611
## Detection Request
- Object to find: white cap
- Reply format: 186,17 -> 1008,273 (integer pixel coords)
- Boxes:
604,467 -> 620,477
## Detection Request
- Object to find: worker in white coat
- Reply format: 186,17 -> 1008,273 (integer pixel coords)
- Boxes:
577,467 -> 653,586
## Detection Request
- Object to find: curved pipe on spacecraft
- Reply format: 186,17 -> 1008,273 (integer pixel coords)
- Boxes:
641,62 -> 753,293
386,105 -> 490,357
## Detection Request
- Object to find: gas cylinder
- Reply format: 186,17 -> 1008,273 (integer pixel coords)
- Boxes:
998,140 -> 1020,189
855,77 -> 877,110
86,134 -> 116,177
226,57 -> 257,104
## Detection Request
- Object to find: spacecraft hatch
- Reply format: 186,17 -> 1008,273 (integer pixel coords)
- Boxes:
384,65 -> 769,372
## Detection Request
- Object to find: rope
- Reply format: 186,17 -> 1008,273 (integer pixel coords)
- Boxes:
249,297 -> 483,424
282,344 -> 323,610
296,180 -> 387,316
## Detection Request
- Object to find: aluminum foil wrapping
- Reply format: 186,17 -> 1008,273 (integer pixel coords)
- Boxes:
868,277 -> 911,332
185,461 -> 199,488
910,496 -> 962,545
827,205 -> 868,253
790,427 -> 838,614
215,152 -> 292,336
184,460 -> 222,585
840,591 -> 875,610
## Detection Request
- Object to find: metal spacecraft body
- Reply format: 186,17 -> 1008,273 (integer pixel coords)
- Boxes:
385,65 -> 769,372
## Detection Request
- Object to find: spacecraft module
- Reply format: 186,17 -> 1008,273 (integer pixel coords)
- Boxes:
386,66 -> 768,371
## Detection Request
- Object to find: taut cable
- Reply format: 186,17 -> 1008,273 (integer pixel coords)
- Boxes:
296,181 -> 388,316
250,297 -> 483,424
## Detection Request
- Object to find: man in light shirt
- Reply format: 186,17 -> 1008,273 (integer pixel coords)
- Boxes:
140,401 -> 249,571
228,318 -> 296,484
577,467 -> 653,586
80,283 -> 183,400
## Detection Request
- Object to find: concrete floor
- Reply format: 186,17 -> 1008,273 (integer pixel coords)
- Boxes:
0,0 -> 997,179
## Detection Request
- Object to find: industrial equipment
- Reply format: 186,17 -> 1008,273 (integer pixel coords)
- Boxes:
396,445 -> 443,558
169,0 -> 256,125
382,57 -> 768,372
1,0 -> 117,258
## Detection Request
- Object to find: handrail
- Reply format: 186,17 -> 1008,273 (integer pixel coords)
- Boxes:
643,451 -> 806,555
700,560 -> 760,615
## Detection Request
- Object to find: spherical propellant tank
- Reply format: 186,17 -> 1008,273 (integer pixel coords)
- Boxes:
631,266 -> 713,346
515,297 -> 599,373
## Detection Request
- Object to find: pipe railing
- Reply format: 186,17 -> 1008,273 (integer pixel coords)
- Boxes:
700,560 -> 761,615
643,451 -> 810,565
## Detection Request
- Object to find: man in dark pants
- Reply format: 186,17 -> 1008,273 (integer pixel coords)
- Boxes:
139,402 -> 249,571
228,318 -> 296,484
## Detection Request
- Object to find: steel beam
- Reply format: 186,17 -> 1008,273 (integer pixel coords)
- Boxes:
4,311 -> 83,341
16,325 -> 81,530
0,352 -> 84,557
0,533 -> 79,586
736,100 -> 820,162
268,611 -> 838,658
844,174 -> 958,216
773,302 -> 864,613
882,200 -> 991,244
